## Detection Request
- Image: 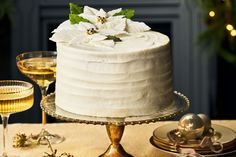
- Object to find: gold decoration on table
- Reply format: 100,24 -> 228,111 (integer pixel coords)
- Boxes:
43,138 -> 74,157
13,132 -> 74,157
13,129 -> 64,148
13,132 -> 28,148
150,113 -> 236,156
12,131 -> 45,148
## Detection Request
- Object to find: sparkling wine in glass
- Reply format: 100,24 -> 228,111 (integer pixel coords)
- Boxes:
0,80 -> 34,157
17,57 -> 56,88
16,51 -> 64,144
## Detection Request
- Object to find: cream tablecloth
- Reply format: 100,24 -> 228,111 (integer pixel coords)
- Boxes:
2,121 -> 236,157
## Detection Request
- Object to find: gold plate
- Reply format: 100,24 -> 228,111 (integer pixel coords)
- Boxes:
152,123 -> 236,154
150,137 -> 236,157
151,138 -> 228,154
153,131 -> 223,150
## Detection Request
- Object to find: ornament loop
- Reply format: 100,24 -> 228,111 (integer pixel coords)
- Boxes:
210,141 -> 224,153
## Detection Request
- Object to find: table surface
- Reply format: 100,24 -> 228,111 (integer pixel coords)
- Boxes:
2,120 -> 236,157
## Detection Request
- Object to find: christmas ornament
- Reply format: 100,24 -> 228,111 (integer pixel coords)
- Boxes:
178,113 -> 204,140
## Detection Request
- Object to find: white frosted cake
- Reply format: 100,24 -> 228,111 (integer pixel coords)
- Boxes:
50,4 -> 174,117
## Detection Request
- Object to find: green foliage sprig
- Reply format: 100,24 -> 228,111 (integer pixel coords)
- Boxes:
114,9 -> 135,19
69,14 -> 90,24
106,35 -> 122,42
69,3 -> 83,14
196,0 -> 236,65
69,3 -> 90,24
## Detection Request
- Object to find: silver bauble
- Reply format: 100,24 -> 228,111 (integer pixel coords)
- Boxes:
178,113 -> 204,140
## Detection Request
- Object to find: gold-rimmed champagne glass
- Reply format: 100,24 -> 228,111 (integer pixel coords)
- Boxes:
0,80 -> 34,157
16,51 -> 64,144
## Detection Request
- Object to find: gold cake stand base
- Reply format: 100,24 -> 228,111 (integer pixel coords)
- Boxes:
41,91 -> 189,157
99,124 -> 132,157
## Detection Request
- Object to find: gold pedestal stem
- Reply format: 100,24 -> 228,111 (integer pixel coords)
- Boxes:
40,86 -> 47,125
99,124 -> 133,157
42,111 -> 47,125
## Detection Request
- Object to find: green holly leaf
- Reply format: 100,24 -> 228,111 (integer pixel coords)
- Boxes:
106,35 -> 122,42
69,14 -> 90,24
69,3 -> 83,14
114,9 -> 135,19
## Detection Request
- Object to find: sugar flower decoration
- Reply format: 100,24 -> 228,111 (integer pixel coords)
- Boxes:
50,3 -> 151,48
79,6 -> 127,36
50,21 -> 115,48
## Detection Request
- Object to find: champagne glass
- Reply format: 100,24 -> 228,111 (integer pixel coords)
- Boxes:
0,80 -> 34,157
16,51 -> 64,144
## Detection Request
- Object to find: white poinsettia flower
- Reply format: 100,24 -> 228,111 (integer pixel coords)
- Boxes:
126,19 -> 151,33
83,6 -> 122,17
51,20 -> 81,33
50,5 -> 154,48
107,8 -> 122,16
51,21 -> 107,44
69,33 -> 115,49
98,18 -> 127,36
79,6 -> 126,36
50,21 -> 116,48
50,29 -> 81,42
67,22 -> 108,44
80,6 -> 122,23
69,32 -> 107,44
75,21 -> 97,32
79,6 -> 151,34
50,20 -> 86,42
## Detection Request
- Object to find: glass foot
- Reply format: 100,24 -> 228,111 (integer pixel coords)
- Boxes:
38,129 -> 65,145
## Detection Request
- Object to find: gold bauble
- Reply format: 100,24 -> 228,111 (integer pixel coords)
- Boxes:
197,113 -> 212,134
178,113 -> 204,140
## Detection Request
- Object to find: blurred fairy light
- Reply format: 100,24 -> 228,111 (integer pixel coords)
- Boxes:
230,30 -> 236,37
209,11 -> 215,17
226,24 -> 234,31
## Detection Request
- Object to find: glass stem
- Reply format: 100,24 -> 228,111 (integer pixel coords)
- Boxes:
1,114 -> 9,157
40,86 -> 48,125
40,86 -> 48,99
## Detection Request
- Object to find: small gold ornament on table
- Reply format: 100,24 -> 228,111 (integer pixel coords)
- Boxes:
13,132 -> 28,148
43,138 -> 74,157
12,130 -> 53,148
12,132 -> 74,157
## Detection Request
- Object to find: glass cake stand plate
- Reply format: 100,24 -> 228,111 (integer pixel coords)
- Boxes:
41,91 -> 189,157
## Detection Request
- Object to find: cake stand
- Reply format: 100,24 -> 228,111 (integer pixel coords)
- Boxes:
40,91 -> 189,157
